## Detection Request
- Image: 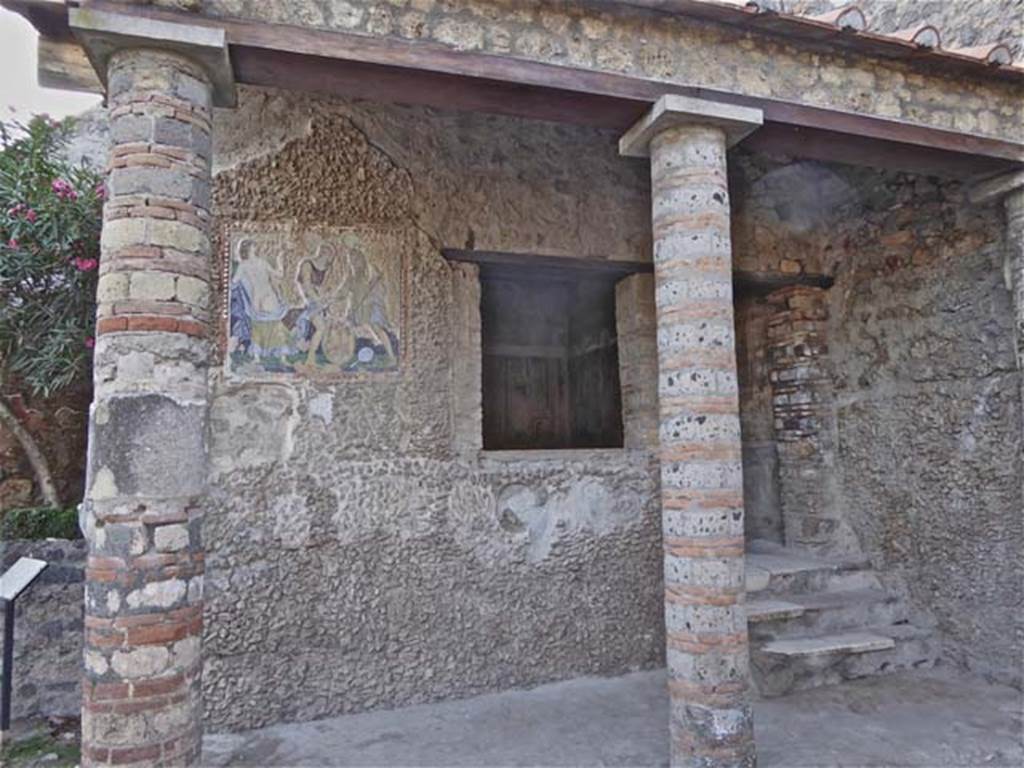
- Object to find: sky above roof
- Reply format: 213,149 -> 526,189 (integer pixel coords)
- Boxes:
1,7 -> 100,126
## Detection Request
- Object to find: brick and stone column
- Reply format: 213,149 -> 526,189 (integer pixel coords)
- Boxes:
621,96 -> 761,767
70,9 -> 234,767
765,285 -> 858,556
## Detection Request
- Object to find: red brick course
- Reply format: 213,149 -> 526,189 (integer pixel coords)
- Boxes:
96,315 -> 208,338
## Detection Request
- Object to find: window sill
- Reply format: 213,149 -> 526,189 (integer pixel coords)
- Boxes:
479,447 -> 633,463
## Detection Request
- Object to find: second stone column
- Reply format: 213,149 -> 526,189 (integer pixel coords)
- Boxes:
621,96 -> 761,768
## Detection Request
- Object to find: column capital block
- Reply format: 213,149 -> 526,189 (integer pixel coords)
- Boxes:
69,6 -> 236,107
968,168 -> 1024,206
619,94 -> 763,158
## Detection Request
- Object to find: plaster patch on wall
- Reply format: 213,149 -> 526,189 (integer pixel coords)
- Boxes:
496,483 -> 553,562
212,89 -> 313,174
90,466 -> 119,500
569,476 -> 635,535
209,384 -> 298,478
272,491 -> 312,550
495,474 -> 646,563
308,392 -> 334,425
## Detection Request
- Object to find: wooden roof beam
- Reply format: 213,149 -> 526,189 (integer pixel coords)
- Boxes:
8,0 -> 1023,179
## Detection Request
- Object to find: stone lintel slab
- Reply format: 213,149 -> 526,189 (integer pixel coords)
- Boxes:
69,6 -> 236,107
968,168 -> 1024,205
619,94 -> 763,157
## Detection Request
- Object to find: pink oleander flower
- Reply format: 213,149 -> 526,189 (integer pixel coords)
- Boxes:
7,203 -> 24,217
94,182 -> 106,200
24,208 -> 37,223
7,237 -> 18,248
73,257 -> 98,272
84,336 -> 95,349
51,178 -> 78,200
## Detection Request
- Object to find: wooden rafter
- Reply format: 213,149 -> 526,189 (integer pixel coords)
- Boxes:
5,0 -> 1022,178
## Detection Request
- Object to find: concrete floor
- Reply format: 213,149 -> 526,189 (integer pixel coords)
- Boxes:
203,669 -> 1023,767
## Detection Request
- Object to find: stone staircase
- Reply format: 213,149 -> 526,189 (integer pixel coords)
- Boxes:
745,540 -> 938,697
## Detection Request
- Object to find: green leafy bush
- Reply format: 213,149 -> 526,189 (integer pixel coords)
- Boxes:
0,115 -> 103,510
0,115 -> 103,397
0,505 -> 81,540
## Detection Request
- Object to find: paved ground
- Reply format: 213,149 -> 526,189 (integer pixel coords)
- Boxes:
203,668 -> 1022,767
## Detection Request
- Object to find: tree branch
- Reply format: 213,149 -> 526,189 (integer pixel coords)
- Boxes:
0,392 -> 61,508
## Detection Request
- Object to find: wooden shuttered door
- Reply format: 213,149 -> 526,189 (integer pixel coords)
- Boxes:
481,270 -> 622,450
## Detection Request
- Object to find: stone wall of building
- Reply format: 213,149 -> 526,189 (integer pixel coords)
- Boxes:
10,82 -> 1017,733
731,154 -> 1024,685
203,0 -> 1022,141
202,87 -> 663,732
827,175 -> 1023,685
200,89 -> 1022,731
0,537 -> 87,721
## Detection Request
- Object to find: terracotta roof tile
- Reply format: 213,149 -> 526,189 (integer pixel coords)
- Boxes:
947,43 -> 1014,67
625,0 -> 1022,81
807,5 -> 868,32
891,24 -> 941,50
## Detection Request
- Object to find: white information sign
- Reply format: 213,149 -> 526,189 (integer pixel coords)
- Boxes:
0,558 -> 47,602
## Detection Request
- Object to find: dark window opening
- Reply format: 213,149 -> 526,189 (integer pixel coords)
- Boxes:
481,265 -> 623,450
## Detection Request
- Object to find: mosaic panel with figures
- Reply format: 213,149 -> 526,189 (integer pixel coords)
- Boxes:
224,225 -> 403,377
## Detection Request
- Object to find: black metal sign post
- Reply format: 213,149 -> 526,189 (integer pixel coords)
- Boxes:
1,597 -> 13,734
0,557 -> 47,743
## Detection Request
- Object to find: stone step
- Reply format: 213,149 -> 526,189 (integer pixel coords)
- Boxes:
743,542 -> 937,697
747,538 -> 872,566
759,631 -> 896,658
746,598 -> 806,623
748,588 -> 907,640
745,549 -> 877,597
751,624 -> 939,698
